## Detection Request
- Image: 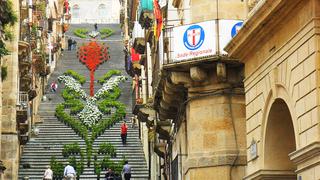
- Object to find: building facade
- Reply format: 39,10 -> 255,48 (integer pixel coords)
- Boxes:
69,0 -> 120,24
122,0 -> 320,179
122,0 -> 248,179
226,0 -> 320,179
0,0 -> 68,179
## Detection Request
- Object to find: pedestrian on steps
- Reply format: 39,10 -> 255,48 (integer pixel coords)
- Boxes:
122,161 -> 131,180
50,81 -> 58,92
120,121 -> 128,145
105,168 -> 115,180
94,23 -> 98,31
64,162 -> 76,180
68,38 -> 72,51
43,165 -> 53,180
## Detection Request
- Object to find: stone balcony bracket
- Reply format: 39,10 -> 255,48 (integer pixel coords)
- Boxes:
170,72 -> 193,88
154,142 -> 166,158
216,62 -> 227,83
190,66 -> 207,82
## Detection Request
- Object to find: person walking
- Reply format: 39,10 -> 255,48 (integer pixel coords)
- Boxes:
43,165 -> 53,180
105,168 -> 115,180
68,38 -> 72,51
94,23 -> 98,31
50,81 -> 58,92
72,40 -> 77,50
64,163 -> 76,180
120,121 -> 128,145
122,161 -> 131,180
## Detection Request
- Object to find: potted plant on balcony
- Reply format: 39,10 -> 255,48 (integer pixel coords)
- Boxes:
65,14 -> 71,20
63,23 -> 70,32
136,98 -> 143,104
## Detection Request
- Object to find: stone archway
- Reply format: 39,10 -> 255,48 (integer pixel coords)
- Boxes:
264,98 -> 296,179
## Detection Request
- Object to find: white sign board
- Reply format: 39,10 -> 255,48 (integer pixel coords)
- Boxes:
172,20 -> 243,62
173,20 -> 217,62
219,20 -> 243,54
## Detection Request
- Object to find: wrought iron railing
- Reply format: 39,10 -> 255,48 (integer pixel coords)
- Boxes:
17,91 -> 29,111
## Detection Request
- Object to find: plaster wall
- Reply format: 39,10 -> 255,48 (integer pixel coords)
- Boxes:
69,0 -> 120,24
241,0 -> 320,178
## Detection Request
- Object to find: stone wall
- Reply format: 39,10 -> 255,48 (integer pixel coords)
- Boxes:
1,0 -> 20,179
226,0 -> 320,178
190,0 -> 246,23
184,92 -> 246,180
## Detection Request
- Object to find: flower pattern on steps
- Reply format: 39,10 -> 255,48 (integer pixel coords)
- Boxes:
58,75 -> 127,127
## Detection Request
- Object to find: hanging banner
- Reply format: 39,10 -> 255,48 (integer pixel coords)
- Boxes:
219,20 -> 243,54
173,20 -> 217,62
172,20 -> 243,62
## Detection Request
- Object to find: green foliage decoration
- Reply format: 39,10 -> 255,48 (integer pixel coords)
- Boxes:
100,28 -> 114,39
63,70 -> 86,84
0,0 -> 17,59
50,156 -> 64,179
97,70 -> 121,84
0,40 -> 10,59
54,69 -> 127,174
98,143 -> 116,157
73,28 -> 88,38
0,0 -> 17,27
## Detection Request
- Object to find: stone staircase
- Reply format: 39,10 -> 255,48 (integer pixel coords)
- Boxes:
18,25 -> 149,180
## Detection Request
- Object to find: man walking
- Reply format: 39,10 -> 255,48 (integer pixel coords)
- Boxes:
68,38 -> 72,51
64,163 -> 76,180
94,23 -> 98,31
122,161 -> 131,180
120,121 -> 128,145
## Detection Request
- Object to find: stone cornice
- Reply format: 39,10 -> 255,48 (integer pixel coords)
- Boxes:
289,141 -> 320,173
225,0 -> 301,60
244,170 -> 296,180
183,152 -> 247,175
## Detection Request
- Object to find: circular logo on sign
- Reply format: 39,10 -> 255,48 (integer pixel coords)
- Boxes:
183,25 -> 205,50
231,22 -> 243,37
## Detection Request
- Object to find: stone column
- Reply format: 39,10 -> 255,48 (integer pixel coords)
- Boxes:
172,65 -> 246,180
1,0 -> 20,179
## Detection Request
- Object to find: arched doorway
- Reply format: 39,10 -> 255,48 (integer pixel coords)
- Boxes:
98,4 -> 107,18
264,98 -> 296,178
72,4 -> 80,18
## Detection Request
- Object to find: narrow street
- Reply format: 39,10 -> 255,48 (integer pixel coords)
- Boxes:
18,24 -> 148,180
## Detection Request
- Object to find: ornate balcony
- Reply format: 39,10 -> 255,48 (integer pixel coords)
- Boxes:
19,133 -> 29,145
132,21 -> 145,54
19,122 -> 29,134
156,120 -> 172,141
16,92 -> 29,124
138,0 -> 154,29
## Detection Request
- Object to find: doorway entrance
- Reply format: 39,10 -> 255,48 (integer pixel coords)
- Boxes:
264,99 -> 296,178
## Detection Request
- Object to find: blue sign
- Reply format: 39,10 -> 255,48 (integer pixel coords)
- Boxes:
231,22 -> 243,37
183,25 -> 205,50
